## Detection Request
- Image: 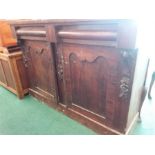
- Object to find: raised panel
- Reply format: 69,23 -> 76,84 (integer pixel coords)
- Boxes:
22,40 -> 58,104
69,54 -> 107,117
61,43 -> 120,124
0,60 -> 6,84
1,60 -> 16,89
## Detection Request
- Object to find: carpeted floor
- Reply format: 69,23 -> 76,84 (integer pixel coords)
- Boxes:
0,86 -> 96,135
130,61 -> 155,135
0,84 -> 155,135
130,86 -> 155,135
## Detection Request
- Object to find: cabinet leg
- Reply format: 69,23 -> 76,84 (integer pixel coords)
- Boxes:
17,93 -> 24,99
148,72 -> 155,99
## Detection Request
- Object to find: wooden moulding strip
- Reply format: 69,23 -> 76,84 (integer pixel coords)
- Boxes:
18,36 -> 47,41
0,81 -> 17,95
0,54 -> 8,61
7,52 -> 22,58
61,39 -> 117,47
58,105 -> 122,135
69,108 -> 123,135
58,30 -> 117,41
16,29 -> 46,36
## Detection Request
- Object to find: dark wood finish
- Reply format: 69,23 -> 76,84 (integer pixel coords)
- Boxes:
20,40 -> 58,105
56,22 -> 138,133
11,19 -> 147,134
57,26 -> 137,133
0,47 -> 29,98
10,24 -> 59,106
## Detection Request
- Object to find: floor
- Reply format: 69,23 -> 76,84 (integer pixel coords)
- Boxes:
130,88 -> 155,135
0,81 -> 154,135
0,86 -> 96,135
130,70 -> 155,135
130,55 -> 155,135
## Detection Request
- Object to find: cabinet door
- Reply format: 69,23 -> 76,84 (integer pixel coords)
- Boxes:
22,40 -> 58,105
60,43 -> 121,126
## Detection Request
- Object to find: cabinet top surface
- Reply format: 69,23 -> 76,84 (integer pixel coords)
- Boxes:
7,19 -> 136,26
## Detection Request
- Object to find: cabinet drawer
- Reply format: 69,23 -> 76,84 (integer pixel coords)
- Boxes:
16,27 -> 47,41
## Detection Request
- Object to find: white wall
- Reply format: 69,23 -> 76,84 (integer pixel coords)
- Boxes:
0,0 -> 155,20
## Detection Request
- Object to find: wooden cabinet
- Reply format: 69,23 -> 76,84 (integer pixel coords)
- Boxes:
56,22 -> 138,134
0,48 -> 29,98
0,21 -> 28,98
11,20 -> 148,134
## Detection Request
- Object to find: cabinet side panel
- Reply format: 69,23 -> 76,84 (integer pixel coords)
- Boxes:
0,60 -> 6,84
126,50 -> 148,132
16,58 -> 29,90
1,60 -> 16,89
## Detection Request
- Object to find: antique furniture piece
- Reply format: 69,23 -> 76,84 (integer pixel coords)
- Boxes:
0,47 -> 29,98
11,20 -> 148,134
0,21 -> 28,98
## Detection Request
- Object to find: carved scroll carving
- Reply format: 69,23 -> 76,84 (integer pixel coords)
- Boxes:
119,76 -> 130,98
16,28 -> 46,37
119,50 -> 135,99
27,46 -> 45,55
23,46 -> 31,68
57,56 -> 64,80
23,45 -> 45,68
35,48 -> 44,55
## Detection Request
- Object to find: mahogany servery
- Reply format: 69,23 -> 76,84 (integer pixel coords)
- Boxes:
10,19 -> 147,134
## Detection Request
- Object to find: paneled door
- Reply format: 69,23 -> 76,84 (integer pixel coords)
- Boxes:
22,40 -> 58,105
58,43 -> 122,127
